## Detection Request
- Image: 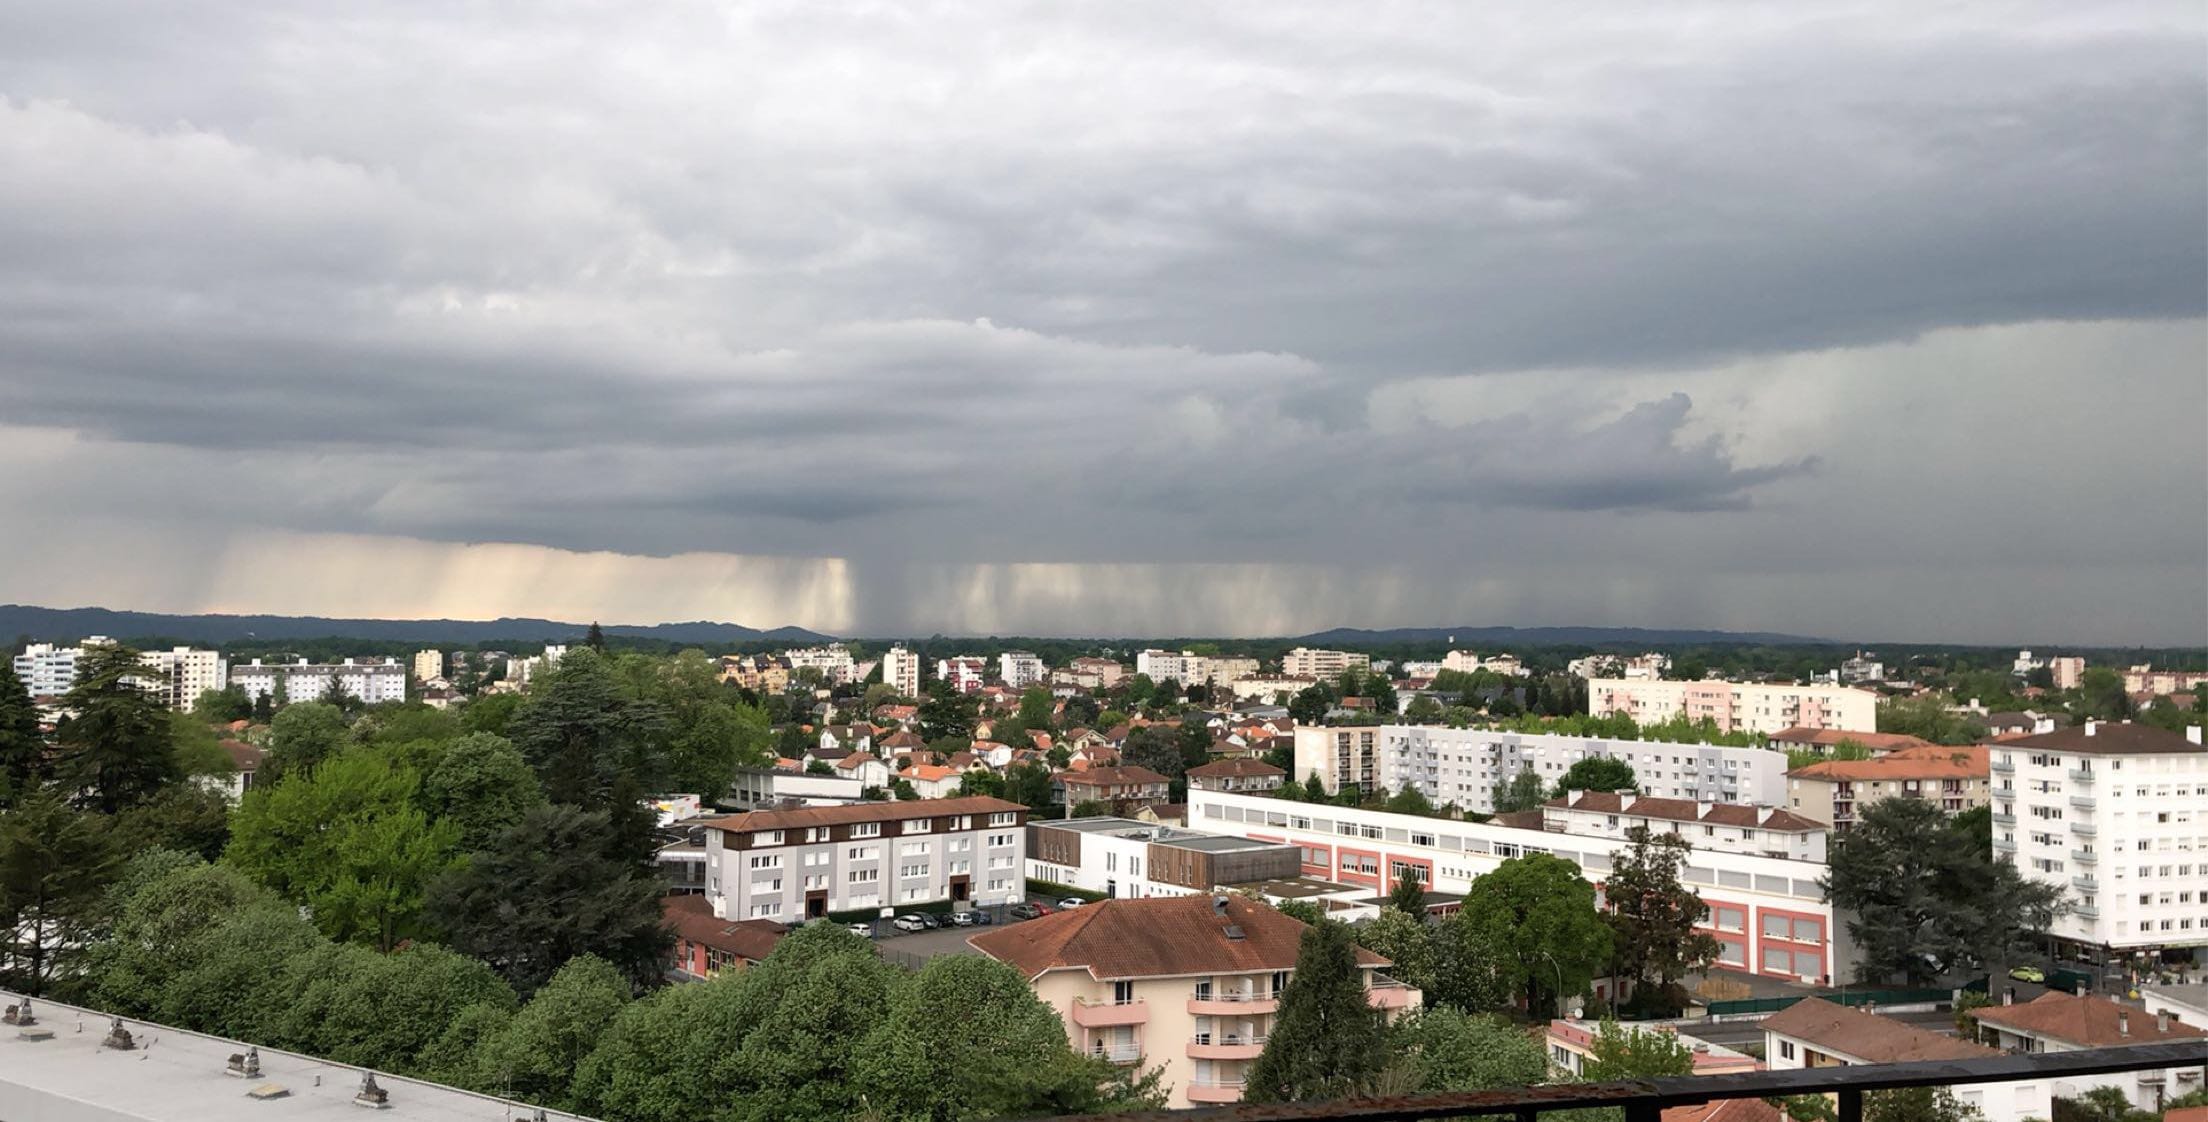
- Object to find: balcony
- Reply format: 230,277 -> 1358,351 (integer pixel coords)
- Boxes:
2072,875 -> 2098,893
2070,849 -> 2097,865
2074,905 -> 2100,921
1992,836 -> 2017,852
1186,1078 -> 1247,1104
2070,795 -> 2096,811
1071,997 -> 1150,1027
1188,990 -> 1278,1016
1991,758 -> 2015,774
1188,1033 -> 1267,1061
2067,768 -> 2096,785
2070,821 -> 2097,837
1088,1042 -> 1142,1065
1366,975 -> 1419,1011
1992,813 -> 2016,827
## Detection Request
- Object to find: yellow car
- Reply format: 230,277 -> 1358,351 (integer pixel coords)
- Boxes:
2008,965 -> 2046,983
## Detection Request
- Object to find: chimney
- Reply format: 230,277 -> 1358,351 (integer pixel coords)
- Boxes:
2188,726 -> 2203,746
2157,1011 -> 2171,1033
2003,988 -> 2015,1006
1758,807 -> 1775,826
1696,800 -> 1712,819
1619,793 -> 1637,811
2117,1010 -> 2129,1037
2085,720 -> 2097,737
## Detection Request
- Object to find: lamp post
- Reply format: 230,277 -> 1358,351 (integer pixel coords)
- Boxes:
1539,950 -> 1569,1018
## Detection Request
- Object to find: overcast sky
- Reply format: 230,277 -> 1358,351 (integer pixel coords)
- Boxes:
2,2 -> 2204,645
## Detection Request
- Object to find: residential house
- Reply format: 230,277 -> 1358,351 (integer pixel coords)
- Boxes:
1543,791 -> 1829,862
1970,991 -> 2205,1110
968,894 -> 1418,1107
1546,1019 -> 1757,1077
1763,998 -> 2047,1122
197,740 -> 265,803
1766,728 -> 1933,756
1785,745 -> 1989,831
1055,766 -> 1172,813
898,763 -> 963,799
1186,759 -> 1287,795
818,724 -> 873,755
700,795 -> 1029,921
831,752 -> 892,790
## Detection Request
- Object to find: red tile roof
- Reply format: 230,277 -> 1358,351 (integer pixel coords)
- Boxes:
1763,998 -> 1994,1063
1548,790 -> 1826,833
1789,746 -> 1986,782
1187,758 -> 1286,779
968,894 -> 1386,981
1972,991 -> 2207,1048
1666,1098 -> 1783,1122
1057,765 -> 1170,789
663,894 -> 786,962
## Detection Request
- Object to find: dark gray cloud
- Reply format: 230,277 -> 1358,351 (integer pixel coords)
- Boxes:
0,2 -> 2202,642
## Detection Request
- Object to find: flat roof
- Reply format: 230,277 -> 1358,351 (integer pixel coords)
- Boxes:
1228,876 -> 1365,900
1034,816 -> 1153,833
1035,817 -> 1284,853
0,991 -> 592,1121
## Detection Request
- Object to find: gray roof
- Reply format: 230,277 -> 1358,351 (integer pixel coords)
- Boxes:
0,991 -> 592,1121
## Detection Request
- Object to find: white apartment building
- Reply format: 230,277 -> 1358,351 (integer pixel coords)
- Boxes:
1282,648 -> 1370,680
1053,657 -> 1126,690
137,646 -> 227,711
1588,678 -> 1879,735
701,796 -> 1029,922
12,638 -> 106,697
1292,725 -> 1787,811
970,895 -> 1418,1108
726,766 -> 868,809
881,646 -> 922,696
999,651 -> 1047,690
1991,721 -> 2208,964
1543,790 -> 1829,862
2048,656 -> 2086,691
1026,817 -> 1305,900
936,657 -> 987,694
1135,651 -> 1259,687
1227,675 -> 1319,703
784,643 -> 858,684
1189,788 -> 1851,984
1440,650 -> 1482,674
412,649 -> 444,681
230,658 -> 407,705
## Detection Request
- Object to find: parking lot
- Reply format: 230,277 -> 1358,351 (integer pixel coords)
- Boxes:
857,893 -> 1087,965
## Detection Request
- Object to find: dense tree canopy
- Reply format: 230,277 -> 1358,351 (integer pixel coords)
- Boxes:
1825,797 -> 2061,984
54,644 -> 180,813
1246,919 -> 1390,1103
1458,854 -> 1612,1015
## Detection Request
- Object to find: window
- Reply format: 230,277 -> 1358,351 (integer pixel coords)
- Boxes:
989,812 -> 1018,826
852,823 -> 882,838
1779,1040 -> 1795,1060
806,827 -> 828,843
849,868 -> 879,883
900,864 -> 928,879
906,819 -> 932,834
988,832 -> 1016,847
847,845 -> 878,860
1112,980 -> 1136,1004
758,830 -> 783,846
747,854 -> 781,870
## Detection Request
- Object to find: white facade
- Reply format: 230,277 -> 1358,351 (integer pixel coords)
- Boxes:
1588,678 -> 1879,735
1188,789 -> 1848,983
1763,1013 -> 2049,1122
882,646 -> 922,696
412,649 -> 444,681
1992,722 -> 2208,956
1543,793 -> 1828,862
1292,725 -> 1787,811
936,657 -> 987,694
703,798 -> 1028,921
1136,651 -> 1258,687
12,639 -> 104,697
138,646 -> 227,711
1227,675 -> 1319,702
230,658 -> 407,705
1440,650 -> 1482,674
999,651 -> 1047,690
727,767 -> 868,809
785,643 -> 859,684
1282,648 -> 1370,680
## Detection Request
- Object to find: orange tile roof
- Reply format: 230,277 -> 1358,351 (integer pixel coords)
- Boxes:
900,764 -> 957,782
1550,790 -> 1826,833
700,795 -> 1026,834
1666,1099 -> 1782,1122
968,894 -> 1386,981
1972,991 -> 2207,1048
1789,746 -> 1986,781
1763,998 -> 1994,1063
1187,758 -> 1286,779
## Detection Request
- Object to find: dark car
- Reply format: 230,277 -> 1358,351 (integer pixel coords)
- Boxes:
1006,902 -> 1042,920
969,910 -> 993,925
918,913 -> 942,929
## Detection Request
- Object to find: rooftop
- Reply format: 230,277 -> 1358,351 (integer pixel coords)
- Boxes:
968,894 -> 1386,982
663,894 -> 786,962
1997,721 -> 2203,756
1056,765 -> 1171,788
701,795 -> 1026,834
1763,998 -> 1995,1064
0,991 -> 590,1121
1768,728 -> 1935,752
1033,817 -> 1286,853
1973,991 -> 2207,1048
1788,747 -> 1987,782
1186,758 -> 1287,779
1548,790 -> 1827,834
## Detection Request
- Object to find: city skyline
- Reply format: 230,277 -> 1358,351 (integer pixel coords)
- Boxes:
2,3 -> 2203,645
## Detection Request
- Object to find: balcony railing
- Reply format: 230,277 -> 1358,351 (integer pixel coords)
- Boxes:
1194,989 -> 1277,1003
2070,795 -> 2096,811
1992,837 -> 2016,852
2072,875 -> 2099,893
1050,1042 -> 2208,1121
1990,758 -> 2014,774
1088,1042 -> 1141,1064
1991,813 -> 2016,827
2069,849 -> 2097,865
2067,768 -> 2095,784
2070,821 -> 2097,837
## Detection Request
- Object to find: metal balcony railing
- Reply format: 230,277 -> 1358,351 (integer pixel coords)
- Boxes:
1088,1042 -> 1141,1063
1049,1042 -> 2208,1120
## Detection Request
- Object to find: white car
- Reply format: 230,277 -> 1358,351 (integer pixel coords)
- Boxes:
891,914 -> 928,932
846,923 -> 871,937
1058,897 -> 1087,909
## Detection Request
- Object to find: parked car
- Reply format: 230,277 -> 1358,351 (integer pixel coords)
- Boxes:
969,910 -> 993,925
892,914 -> 928,933
846,923 -> 872,937
1006,902 -> 1042,920
1058,897 -> 1087,909
949,911 -> 977,927
2009,965 -> 2046,983
918,913 -> 942,929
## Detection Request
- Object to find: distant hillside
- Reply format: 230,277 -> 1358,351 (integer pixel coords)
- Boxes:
1293,624 -> 1833,647
0,604 -> 835,648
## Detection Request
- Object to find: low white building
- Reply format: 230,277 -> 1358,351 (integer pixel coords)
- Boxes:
1027,816 -> 1305,900
1293,725 -> 1787,811
701,796 -> 1029,921
936,657 -> 988,694
727,766 -> 868,809
230,657 -> 407,705
1763,998 -> 2048,1122
1227,675 -> 1320,703
1971,991 -> 2206,1111
1542,790 -> 1829,862
1189,789 -> 1851,985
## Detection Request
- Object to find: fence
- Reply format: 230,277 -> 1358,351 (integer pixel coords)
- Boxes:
1702,987 -> 1952,1017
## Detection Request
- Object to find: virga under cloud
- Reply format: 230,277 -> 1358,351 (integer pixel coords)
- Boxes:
0,1 -> 2202,643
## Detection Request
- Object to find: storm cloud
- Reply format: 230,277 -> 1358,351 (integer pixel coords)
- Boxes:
0,2 -> 2202,644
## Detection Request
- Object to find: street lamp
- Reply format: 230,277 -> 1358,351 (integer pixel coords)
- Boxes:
1538,950 -> 1570,1018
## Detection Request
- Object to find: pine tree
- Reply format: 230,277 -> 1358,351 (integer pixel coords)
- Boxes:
0,665 -> 43,802
1244,918 -> 1388,1103
585,622 -> 606,651
0,788 -> 122,994
53,644 -> 180,813
1388,863 -> 1428,917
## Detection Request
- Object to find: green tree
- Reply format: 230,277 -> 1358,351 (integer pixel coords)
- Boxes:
1580,1018 -> 1694,1078
263,701 -> 348,784
1824,796 -> 2061,984
1386,1006 -> 1547,1092
585,622 -> 607,651
459,691 -> 523,737
1385,784 -> 1437,817
2073,668 -> 2133,722
191,684 -> 254,724
1427,909 -> 1513,1013
1388,863 -> 1428,916
1288,685 -> 1334,725
1403,694 -> 1445,723
1355,909 -> 1437,994
428,803 -> 671,994
423,732 -> 546,850
1493,765 -> 1547,813
87,856 -> 271,1016
268,941 -> 515,1075
1864,1087 -> 1986,1122
53,644 -> 180,813
2054,1088 -> 2155,1122
1459,854 -> 1612,1015
1952,988 -> 1993,1036
718,926 -> 909,1122
1553,756 -> 1638,796
1017,687 -> 1056,729
112,783 -> 233,861
0,788 -> 121,994
1607,827 -> 1722,1003
507,647 -> 670,808
0,665 -> 44,801
1876,697 -> 1984,746
1245,918 -> 1389,1103
474,954 -> 631,1109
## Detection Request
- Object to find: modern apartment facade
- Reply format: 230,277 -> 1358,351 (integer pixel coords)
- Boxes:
1027,817 -> 1303,899
1588,679 -> 1879,735
1542,791 -> 1829,862
1291,725 -> 1787,811
230,657 -> 407,705
998,650 -> 1047,690
784,643 -> 858,684
1281,647 -> 1370,680
936,656 -> 987,694
881,646 -> 922,696
1135,651 -> 1259,687
1786,745 -> 1989,831
700,796 -> 1029,922
138,646 -> 228,711
1991,722 -> 2208,964
969,894 -> 1418,1107
1189,789 -> 1851,984
12,639 -> 99,697
412,649 -> 444,681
